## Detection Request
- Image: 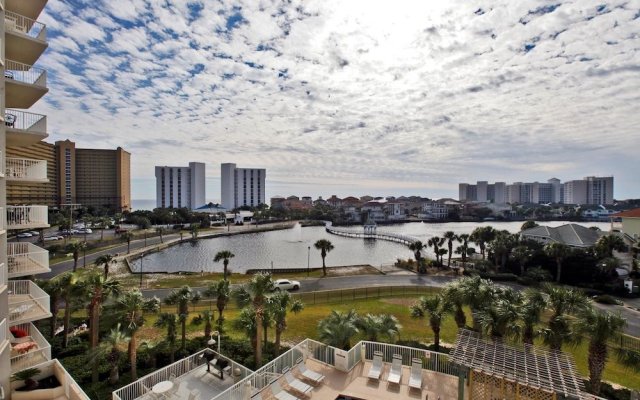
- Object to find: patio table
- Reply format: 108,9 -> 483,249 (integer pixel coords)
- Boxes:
152,381 -> 174,395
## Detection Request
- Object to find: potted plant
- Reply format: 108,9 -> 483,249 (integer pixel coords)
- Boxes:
11,368 -> 41,391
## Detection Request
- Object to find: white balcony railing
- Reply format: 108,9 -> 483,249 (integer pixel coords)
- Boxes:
10,322 -> 52,372
7,205 -> 49,229
0,318 -> 7,344
8,280 -> 51,324
7,242 -> 50,278
5,59 -> 47,88
0,263 -> 6,288
0,207 -> 5,232
4,11 -> 47,41
0,150 -> 4,178
4,108 -> 47,134
6,158 -> 48,181
11,360 -> 90,400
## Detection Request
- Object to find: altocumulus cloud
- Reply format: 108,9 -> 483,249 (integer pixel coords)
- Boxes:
31,0 -> 640,199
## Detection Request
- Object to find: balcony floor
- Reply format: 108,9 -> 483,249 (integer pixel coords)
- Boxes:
9,257 -> 50,278
11,348 -> 49,372
9,295 -> 51,325
139,364 -> 237,400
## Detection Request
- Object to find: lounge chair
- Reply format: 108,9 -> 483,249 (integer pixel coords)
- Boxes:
5,113 -> 16,127
284,371 -> 313,395
367,351 -> 384,380
297,363 -> 325,384
270,381 -> 300,400
409,358 -> 423,390
387,354 -> 403,385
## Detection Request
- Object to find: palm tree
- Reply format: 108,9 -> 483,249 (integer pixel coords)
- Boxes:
165,286 -> 201,352
192,310 -> 215,339
317,309 -> 359,350
156,227 -> 165,243
355,313 -> 402,342
427,236 -> 443,267
95,254 -> 115,279
519,289 -> 546,345
88,324 -> 129,384
595,234 -> 625,258
441,282 -> 466,329
233,308 -> 258,355
470,226 -> 496,260
476,289 -> 522,340
268,291 -> 304,356
82,271 -> 122,383
512,245 -> 533,276
121,231 -> 134,254
457,276 -> 496,331
204,279 -> 231,329
314,239 -> 334,276
66,241 -> 87,272
455,234 -> 473,264
214,250 -> 235,280
234,273 -> 274,366
190,223 -> 199,239
544,242 -> 571,282
57,272 -> 80,348
575,308 -> 627,395
40,278 -> 63,338
488,231 -> 517,271
407,241 -> 425,272
411,295 -> 450,351
443,231 -> 458,268
540,284 -> 590,351
154,313 -> 178,362
118,290 -> 160,380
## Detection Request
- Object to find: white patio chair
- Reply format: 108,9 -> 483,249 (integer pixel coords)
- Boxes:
367,351 -> 384,380
387,354 -> 403,385
297,363 -> 325,384
409,358 -> 423,390
187,389 -> 200,400
284,371 -> 313,395
270,381 -> 300,400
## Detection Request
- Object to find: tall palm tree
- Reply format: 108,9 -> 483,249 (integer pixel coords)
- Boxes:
155,313 -> 178,362
40,278 -> 64,338
455,234 -> 472,264
234,273 -> 274,366
165,286 -> 201,352
214,250 -> 235,280
476,289 -> 522,340
470,226 -> 496,259
410,295 -> 451,351
191,310 -> 215,340
511,245 -> 533,276
190,223 -> 199,239
457,276 -> 496,331
427,236 -> 444,267
118,290 -> 160,380
519,289 -> 546,345
544,242 -> 571,282
66,241 -> 87,272
233,308 -> 258,356
121,231 -> 134,254
314,239 -> 334,276
317,309 -> 359,350
355,313 -> 402,342
58,272 -> 80,348
95,254 -> 115,279
82,271 -> 122,383
268,291 -> 304,356
540,284 -> 590,351
595,234 -> 625,258
204,279 -> 231,329
443,231 -> 458,268
488,231 -> 517,271
88,323 -> 129,385
441,282 -> 466,329
575,308 -> 627,395
408,241 -> 425,271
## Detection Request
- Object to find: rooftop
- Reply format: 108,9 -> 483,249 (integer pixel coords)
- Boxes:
520,223 -> 602,247
612,208 -> 640,218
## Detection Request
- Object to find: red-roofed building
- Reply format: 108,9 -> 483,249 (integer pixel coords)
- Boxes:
611,208 -> 640,242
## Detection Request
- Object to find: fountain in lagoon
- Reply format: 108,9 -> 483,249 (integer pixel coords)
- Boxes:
289,222 -> 303,242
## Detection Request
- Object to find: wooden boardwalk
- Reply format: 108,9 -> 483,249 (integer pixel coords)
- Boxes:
326,226 -> 418,245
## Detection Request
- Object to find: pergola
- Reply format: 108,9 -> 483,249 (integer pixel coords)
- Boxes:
451,330 -> 587,400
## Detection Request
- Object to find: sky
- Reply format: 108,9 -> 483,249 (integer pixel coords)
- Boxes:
33,0 -> 640,202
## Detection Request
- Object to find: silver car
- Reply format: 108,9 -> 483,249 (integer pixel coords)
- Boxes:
273,279 -> 301,291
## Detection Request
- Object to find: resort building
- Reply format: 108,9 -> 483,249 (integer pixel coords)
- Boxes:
1,1 -> 89,398
611,208 -> 640,243
220,163 -> 266,210
155,162 -> 206,210
6,139 -> 131,211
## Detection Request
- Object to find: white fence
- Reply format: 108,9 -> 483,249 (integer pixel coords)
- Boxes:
5,108 -> 47,133
6,158 -> 47,181
360,341 -> 459,376
4,11 -> 47,41
5,59 -> 47,88
10,322 -> 52,370
7,242 -> 50,278
7,205 -> 49,229
8,280 -> 50,324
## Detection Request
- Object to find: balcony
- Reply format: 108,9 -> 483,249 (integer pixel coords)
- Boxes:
5,109 -> 48,147
0,150 -> 4,178
10,359 -> 91,400
0,318 -> 6,344
6,158 -> 48,183
8,280 -> 51,325
0,262 -> 6,288
0,207 -> 5,235
8,242 -> 50,278
4,11 -> 48,65
7,205 -> 49,229
5,59 -> 48,108
6,0 -> 48,21
9,322 -> 51,372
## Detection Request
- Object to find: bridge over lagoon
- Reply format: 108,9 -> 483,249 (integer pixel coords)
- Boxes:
325,226 -> 418,245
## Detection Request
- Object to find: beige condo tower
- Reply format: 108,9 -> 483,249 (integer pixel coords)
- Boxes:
1,1 -> 89,398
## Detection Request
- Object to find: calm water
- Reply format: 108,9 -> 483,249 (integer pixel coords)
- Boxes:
131,221 -> 610,274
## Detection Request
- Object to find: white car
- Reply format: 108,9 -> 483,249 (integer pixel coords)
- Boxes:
44,236 -> 63,242
273,279 -> 301,291
78,228 -> 93,234
16,233 -> 33,238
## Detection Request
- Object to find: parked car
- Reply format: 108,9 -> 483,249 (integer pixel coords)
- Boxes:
16,232 -> 33,238
115,226 -> 128,234
44,236 -> 63,242
273,279 -> 300,291
29,231 -> 40,236
77,228 -> 93,234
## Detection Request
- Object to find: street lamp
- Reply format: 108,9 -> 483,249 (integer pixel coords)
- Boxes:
307,246 -> 310,277
208,330 -> 221,353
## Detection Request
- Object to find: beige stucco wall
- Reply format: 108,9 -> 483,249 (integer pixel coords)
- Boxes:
621,217 -> 640,238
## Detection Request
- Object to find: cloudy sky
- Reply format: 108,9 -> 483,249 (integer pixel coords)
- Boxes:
34,0 -> 640,201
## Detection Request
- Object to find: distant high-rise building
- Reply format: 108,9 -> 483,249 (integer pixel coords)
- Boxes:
548,178 -> 562,203
221,163 -> 266,209
494,182 -> 506,203
585,176 -> 614,205
563,180 -> 588,205
477,181 -> 488,202
155,162 -> 205,210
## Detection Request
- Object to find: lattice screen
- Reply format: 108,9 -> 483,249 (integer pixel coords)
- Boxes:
470,370 -> 556,400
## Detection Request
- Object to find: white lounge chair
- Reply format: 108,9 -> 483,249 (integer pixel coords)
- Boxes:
387,354 -> 403,385
270,381 -> 300,400
284,371 -> 313,395
297,363 -> 325,384
367,351 -> 384,380
409,358 -> 423,390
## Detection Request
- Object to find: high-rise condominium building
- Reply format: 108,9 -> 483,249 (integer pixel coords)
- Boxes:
585,176 -> 614,205
155,162 -> 205,210
221,163 -> 266,209
6,139 -> 131,211
1,2 -> 89,397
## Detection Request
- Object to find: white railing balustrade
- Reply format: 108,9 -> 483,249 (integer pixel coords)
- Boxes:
7,205 -> 49,228
360,341 -> 459,376
5,59 -> 47,88
0,262 -> 6,287
6,158 -> 47,181
7,242 -> 50,277
0,151 -> 4,178
0,207 -> 5,232
4,109 -> 47,133
0,318 -> 7,344
4,11 -> 47,41
10,322 -> 52,370
8,280 -> 50,324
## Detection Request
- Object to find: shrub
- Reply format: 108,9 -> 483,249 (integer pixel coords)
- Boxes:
593,294 -> 622,305
524,266 -> 553,283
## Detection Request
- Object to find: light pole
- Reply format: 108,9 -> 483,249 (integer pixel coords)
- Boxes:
139,255 -> 144,289
307,246 -> 310,277
208,330 -> 221,353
